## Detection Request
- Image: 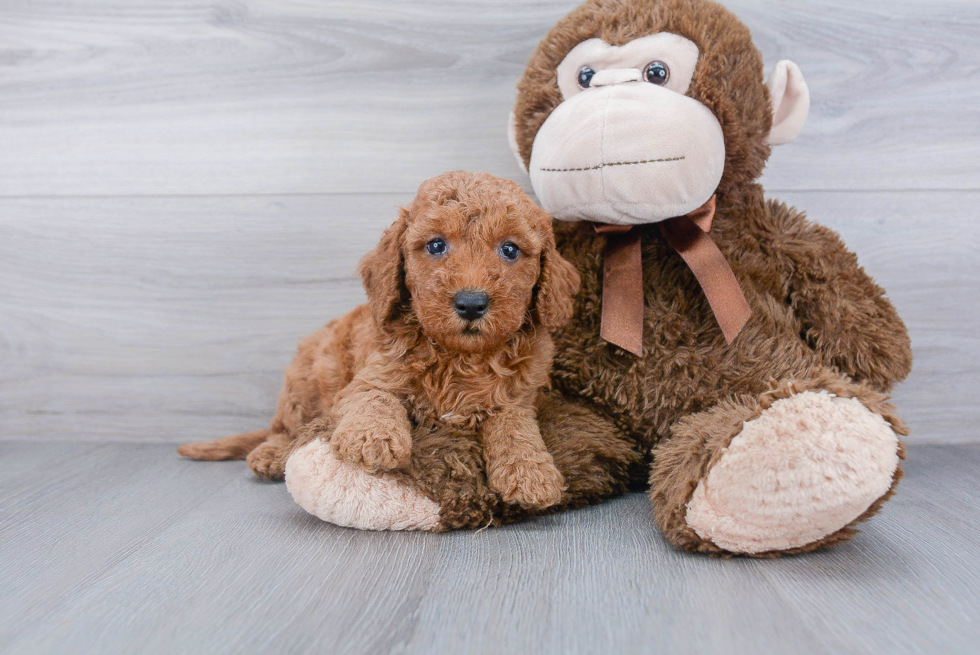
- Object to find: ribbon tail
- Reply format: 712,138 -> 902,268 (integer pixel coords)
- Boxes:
600,230 -> 644,356
661,216 -> 752,344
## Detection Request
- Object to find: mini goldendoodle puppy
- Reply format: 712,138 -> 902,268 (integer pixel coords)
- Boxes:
179,171 -> 581,510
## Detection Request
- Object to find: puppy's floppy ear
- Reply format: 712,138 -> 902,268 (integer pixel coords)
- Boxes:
358,209 -> 410,328
534,234 -> 580,330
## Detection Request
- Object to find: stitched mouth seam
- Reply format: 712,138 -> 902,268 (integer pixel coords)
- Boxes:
539,156 -> 685,172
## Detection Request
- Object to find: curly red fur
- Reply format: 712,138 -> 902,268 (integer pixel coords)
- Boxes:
179,171 -> 580,509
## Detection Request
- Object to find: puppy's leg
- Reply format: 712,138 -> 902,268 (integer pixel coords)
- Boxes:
244,321 -> 352,481
246,431 -> 295,481
178,429 -> 271,461
482,404 -> 565,510
331,386 -> 412,473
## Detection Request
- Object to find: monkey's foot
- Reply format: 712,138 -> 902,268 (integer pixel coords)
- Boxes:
684,390 -> 901,554
651,383 -> 905,556
285,438 -> 440,531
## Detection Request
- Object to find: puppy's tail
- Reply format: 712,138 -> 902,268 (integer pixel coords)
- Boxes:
177,429 -> 271,461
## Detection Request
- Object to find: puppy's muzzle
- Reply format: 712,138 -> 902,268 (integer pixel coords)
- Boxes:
453,290 -> 489,322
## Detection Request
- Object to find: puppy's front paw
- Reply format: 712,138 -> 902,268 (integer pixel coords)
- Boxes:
330,414 -> 412,473
488,457 -> 566,510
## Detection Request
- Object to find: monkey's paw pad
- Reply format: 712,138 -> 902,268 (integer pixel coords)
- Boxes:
285,439 -> 440,531
685,390 -> 900,554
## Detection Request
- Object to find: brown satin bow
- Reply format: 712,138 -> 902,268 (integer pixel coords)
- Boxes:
593,195 -> 752,356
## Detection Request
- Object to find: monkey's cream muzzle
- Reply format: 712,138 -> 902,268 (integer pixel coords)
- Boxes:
527,75 -> 738,355
509,32 -> 809,355
529,81 -> 726,225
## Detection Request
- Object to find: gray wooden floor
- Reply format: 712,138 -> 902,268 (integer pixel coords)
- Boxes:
1,441 -> 979,655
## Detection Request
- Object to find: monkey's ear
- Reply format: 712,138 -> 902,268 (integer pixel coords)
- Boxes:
766,60 -> 810,146
508,110 -> 529,175
358,210 -> 410,329
535,240 -> 581,330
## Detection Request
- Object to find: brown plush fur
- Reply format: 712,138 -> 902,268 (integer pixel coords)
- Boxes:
179,171 -> 582,510
404,388 -> 646,529
390,0 -> 912,554
509,0 -> 912,555
290,389 -> 644,531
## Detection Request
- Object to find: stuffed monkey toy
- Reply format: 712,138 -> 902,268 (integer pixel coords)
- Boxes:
283,0 -> 912,556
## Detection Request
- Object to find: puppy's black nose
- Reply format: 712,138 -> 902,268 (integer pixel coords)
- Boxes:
454,290 -> 489,321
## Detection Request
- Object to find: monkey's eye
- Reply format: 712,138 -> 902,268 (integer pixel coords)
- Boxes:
426,238 -> 448,256
643,61 -> 669,85
499,242 -> 521,261
577,66 -> 595,89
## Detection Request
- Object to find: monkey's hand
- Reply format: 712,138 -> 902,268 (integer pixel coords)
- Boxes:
771,200 -> 912,391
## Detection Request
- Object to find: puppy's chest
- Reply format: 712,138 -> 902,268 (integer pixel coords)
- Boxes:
405,361 -> 533,428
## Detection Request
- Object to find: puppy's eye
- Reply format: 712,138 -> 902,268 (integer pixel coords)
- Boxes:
499,242 -> 520,261
577,66 -> 595,89
643,61 -> 669,85
426,238 -> 447,256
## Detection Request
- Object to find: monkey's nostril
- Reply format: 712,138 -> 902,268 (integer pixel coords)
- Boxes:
454,290 -> 490,321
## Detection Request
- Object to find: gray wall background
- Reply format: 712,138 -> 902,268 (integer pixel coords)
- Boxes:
1,0 -> 977,444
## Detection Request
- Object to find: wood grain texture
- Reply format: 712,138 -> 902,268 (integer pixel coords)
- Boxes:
1,442 -> 978,654
0,0 -> 977,196
0,193 -> 398,442
751,444 -> 980,655
1,190 -> 975,444
0,442 -> 242,651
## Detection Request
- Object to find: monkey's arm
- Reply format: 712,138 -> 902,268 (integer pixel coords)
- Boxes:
769,200 -> 912,392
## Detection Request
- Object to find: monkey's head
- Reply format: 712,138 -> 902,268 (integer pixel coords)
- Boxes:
509,0 -> 809,224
